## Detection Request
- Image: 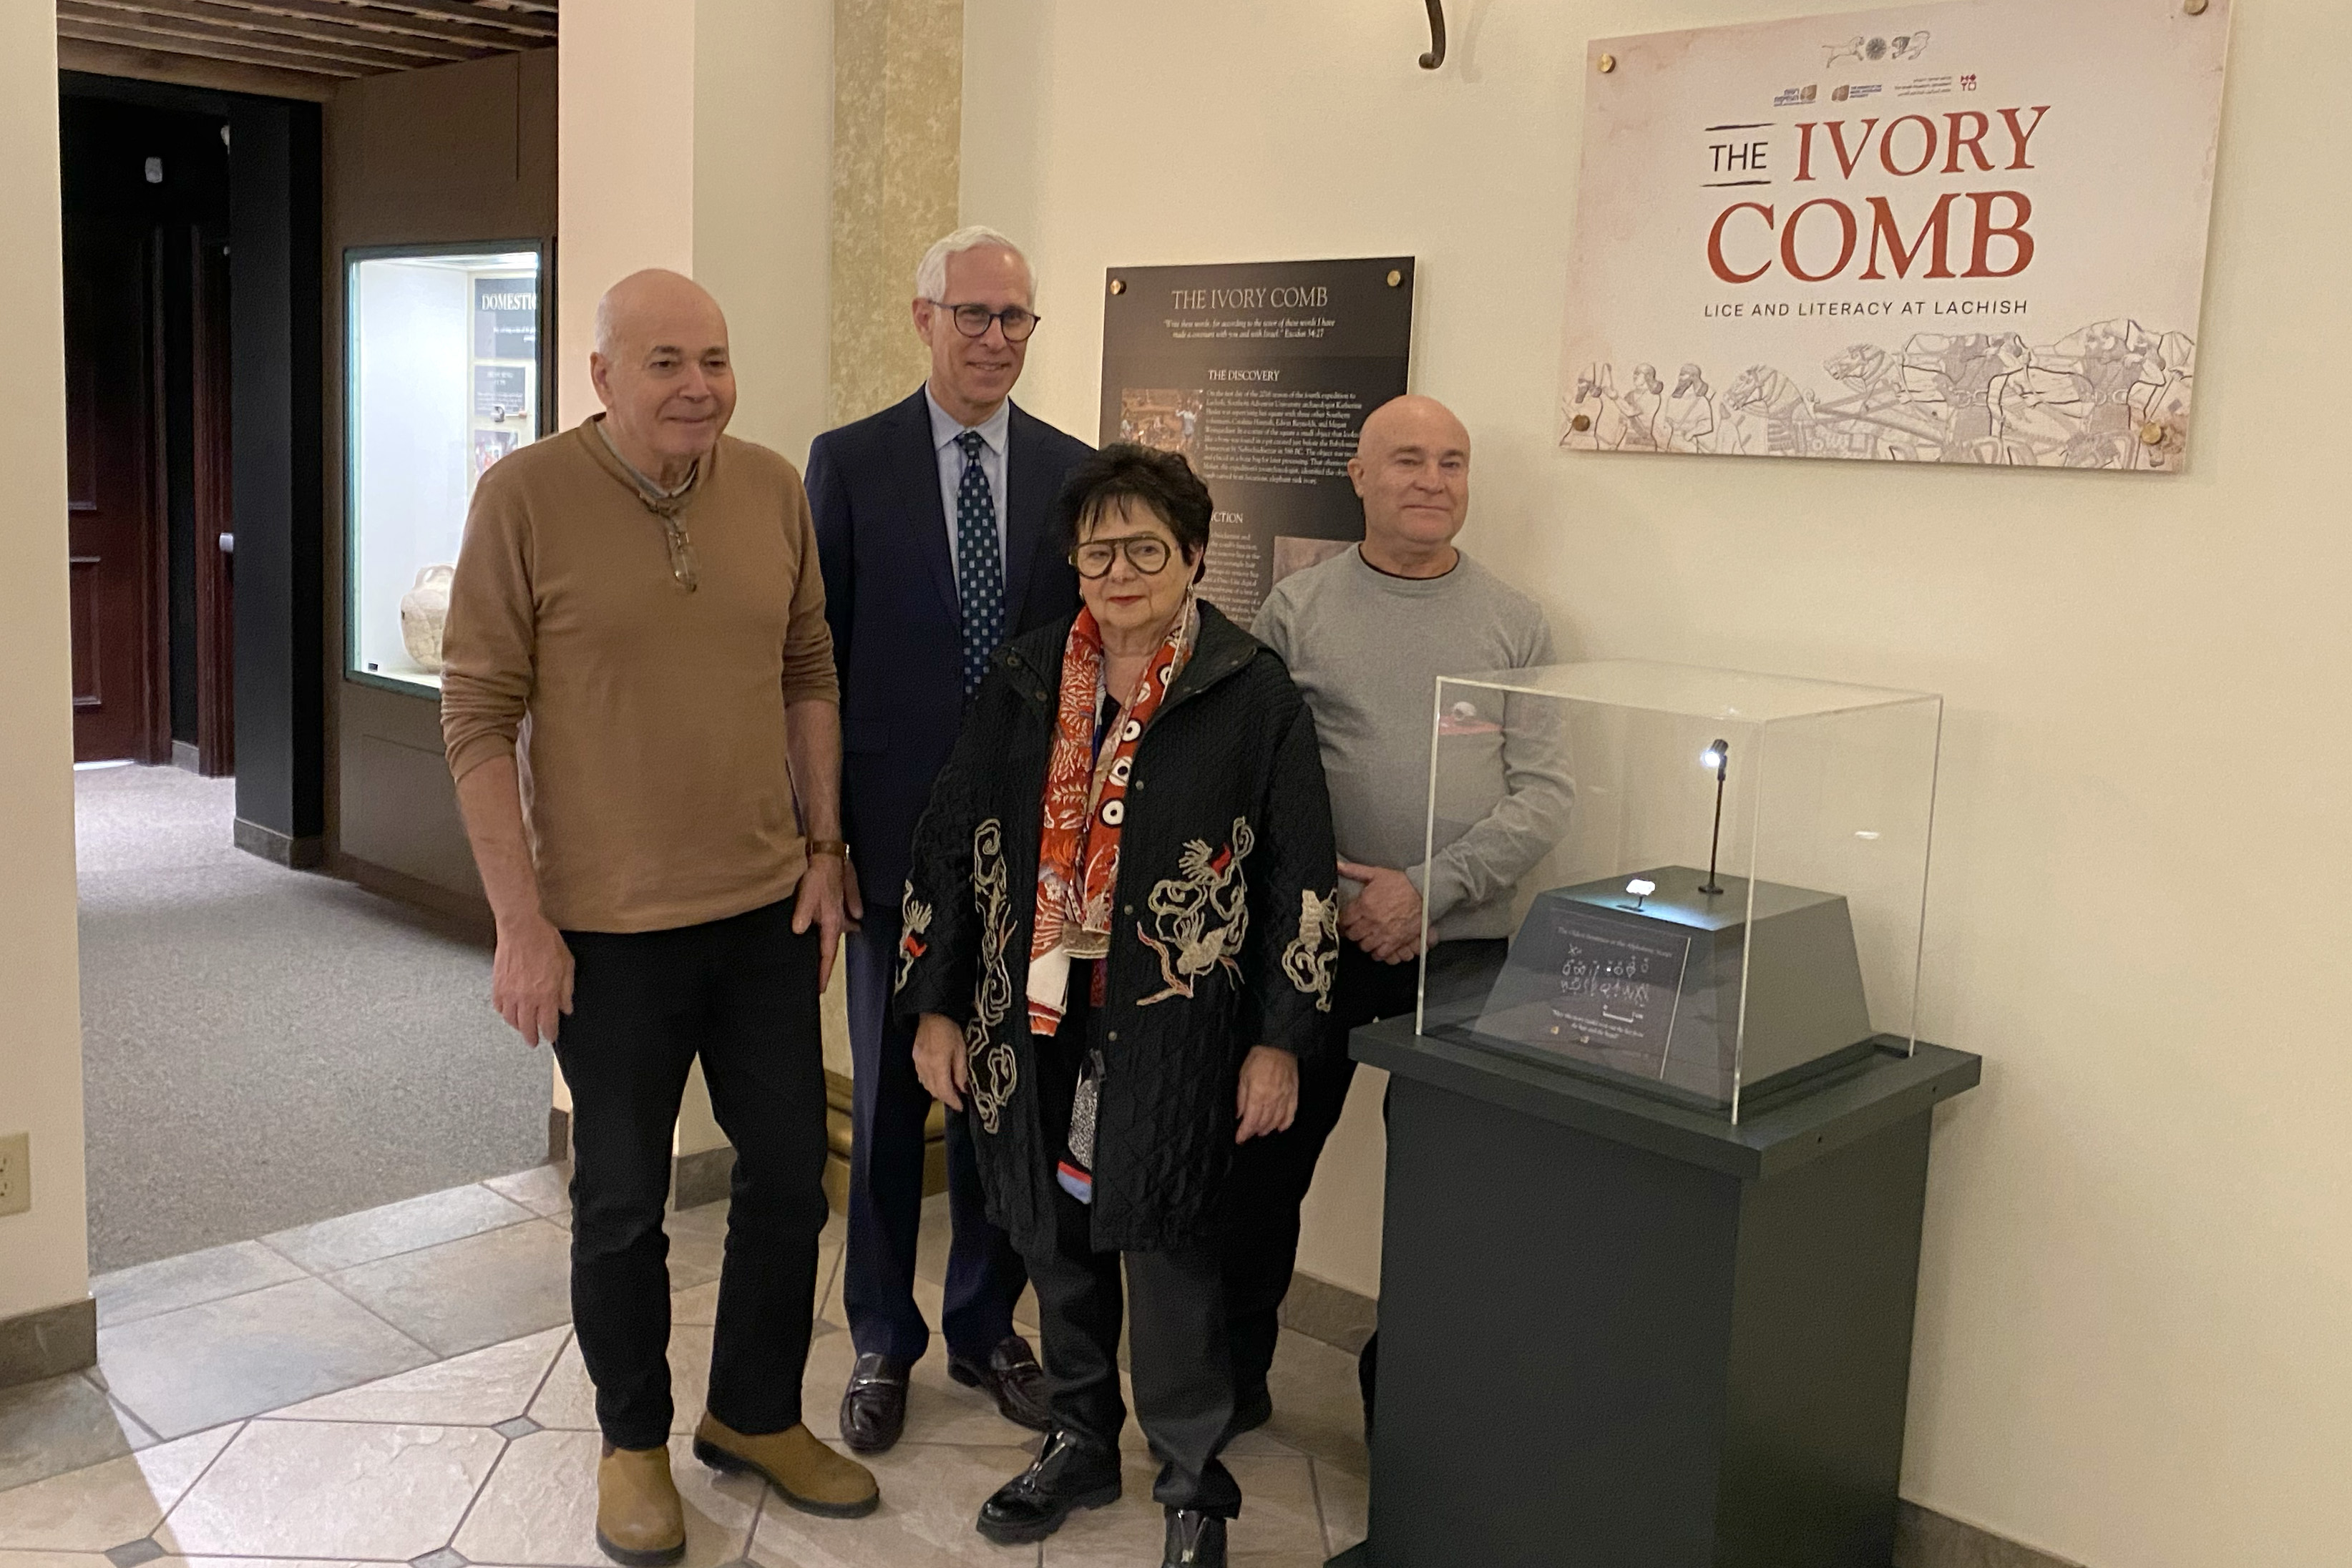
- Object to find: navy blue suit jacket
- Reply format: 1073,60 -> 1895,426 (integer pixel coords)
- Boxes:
809,388 -> 1093,910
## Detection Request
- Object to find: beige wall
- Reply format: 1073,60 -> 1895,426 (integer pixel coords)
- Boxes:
962,1 -> 2352,1564
560,0 -> 841,1149
697,0 -> 838,469
557,0 -> 697,433
0,16 -> 90,1324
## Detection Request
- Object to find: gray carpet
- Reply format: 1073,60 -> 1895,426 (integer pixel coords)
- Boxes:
77,764 -> 550,1271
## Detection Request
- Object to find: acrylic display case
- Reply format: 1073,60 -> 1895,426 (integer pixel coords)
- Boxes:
346,242 -> 545,693
1416,660 -> 1941,1123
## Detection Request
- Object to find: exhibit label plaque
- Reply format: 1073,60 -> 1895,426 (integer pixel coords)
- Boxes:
1560,0 -> 2230,471
1477,901 -> 1694,1078
1101,259 -> 1413,621
474,275 -> 537,360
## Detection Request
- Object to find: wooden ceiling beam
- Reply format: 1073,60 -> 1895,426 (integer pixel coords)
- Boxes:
57,16 -> 371,76
69,0 -> 478,62
323,1 -> 555,41
58,2 -> 472,69
94,0 -> 548,51
58,33 -> 341,97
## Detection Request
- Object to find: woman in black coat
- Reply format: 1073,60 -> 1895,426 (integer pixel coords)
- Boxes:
896,444 -> 1337,1568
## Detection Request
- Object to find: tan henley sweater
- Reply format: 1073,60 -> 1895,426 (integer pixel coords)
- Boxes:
441,418 -> 839,934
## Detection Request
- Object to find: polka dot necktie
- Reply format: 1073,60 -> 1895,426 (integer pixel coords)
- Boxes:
955,429 -> 1005,697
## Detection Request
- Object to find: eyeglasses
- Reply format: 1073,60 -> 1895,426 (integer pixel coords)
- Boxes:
660,516 -> 698,592
930,300 -> 1040,342
1071,535 -> 1172,579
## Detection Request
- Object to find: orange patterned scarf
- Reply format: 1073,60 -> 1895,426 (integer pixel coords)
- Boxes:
1026,597 -> 1196,1035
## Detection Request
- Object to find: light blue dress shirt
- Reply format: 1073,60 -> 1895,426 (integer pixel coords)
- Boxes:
925,386 -> 1010,582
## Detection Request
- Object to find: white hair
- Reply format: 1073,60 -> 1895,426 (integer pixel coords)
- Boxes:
914,225 -> 1035,304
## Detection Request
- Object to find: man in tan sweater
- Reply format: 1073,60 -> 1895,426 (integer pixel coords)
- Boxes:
442,270 -> 877,1564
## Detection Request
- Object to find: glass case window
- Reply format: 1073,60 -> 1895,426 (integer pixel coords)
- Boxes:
1417,660 -> 1942,1124
347,246 -> 544,693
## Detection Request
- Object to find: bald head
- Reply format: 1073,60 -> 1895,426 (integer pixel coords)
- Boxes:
1355,394 -> 1470,466
594,268 -> 726,357
590,269 -> 736,484
1348,394 -> 1471,577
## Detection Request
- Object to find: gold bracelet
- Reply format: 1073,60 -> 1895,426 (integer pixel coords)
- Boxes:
806,838 -> 851,859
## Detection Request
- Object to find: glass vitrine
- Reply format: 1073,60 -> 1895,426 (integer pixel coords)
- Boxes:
346,242 -> 546,693
1415,660 -> 1941,1123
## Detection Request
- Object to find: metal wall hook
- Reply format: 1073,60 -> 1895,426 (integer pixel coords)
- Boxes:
1419,0 -> 1447,69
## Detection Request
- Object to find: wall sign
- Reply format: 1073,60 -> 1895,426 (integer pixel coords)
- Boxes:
473,274 -> 538,361
1101,258 -> 1414,622
1559,0 -> 2230,471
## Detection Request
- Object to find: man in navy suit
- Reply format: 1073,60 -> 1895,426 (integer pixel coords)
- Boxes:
808,226 -> 1093,1454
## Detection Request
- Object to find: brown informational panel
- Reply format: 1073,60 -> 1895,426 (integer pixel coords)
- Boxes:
1560,0 -> 2231,471
1100,258 -> 1414,624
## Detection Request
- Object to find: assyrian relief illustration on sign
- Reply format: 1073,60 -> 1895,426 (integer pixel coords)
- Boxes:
1560,0 -> 2230,471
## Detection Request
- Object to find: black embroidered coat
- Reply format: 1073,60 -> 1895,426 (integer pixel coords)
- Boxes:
893,602 -> 1340,1255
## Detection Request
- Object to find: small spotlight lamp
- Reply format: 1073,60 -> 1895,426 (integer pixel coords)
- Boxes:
1698,738 -> 1730,896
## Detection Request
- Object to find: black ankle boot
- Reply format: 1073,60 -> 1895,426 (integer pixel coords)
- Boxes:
974,1430 -> 1121,1544
1163,1508 -> 1228,1566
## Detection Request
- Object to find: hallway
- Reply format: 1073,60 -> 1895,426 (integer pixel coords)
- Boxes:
77,764 -> 548,1271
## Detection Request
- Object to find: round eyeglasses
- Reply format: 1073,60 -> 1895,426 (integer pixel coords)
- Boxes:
931,300 -> 1040,342
1071,535 -> 1172,579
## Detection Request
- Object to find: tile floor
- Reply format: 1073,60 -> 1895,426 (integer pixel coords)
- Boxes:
0,1170 -> 1369,1567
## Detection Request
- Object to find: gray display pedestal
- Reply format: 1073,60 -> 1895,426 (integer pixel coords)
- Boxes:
1329,1017 -> 1979,1568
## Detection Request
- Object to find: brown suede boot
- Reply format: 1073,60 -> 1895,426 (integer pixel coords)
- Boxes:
595,1442 -> 685,1567
692,1412 -> 881,1519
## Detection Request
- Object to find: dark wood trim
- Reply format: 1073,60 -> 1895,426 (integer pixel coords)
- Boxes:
72,0 -> 478,63
0,1298 -> 97,1390
333,849 -> 494,944
233,815 -> 326,867
144,225 -> 172,765
56,36 -> 341,99
1279,1271 -> 1379,1356
1894,1504 -> 2089,1568
192,227 -> 234,775
57,17 -> 367,77
672,1147 -> 736,1210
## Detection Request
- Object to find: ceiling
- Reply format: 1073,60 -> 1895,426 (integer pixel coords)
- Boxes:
57,1 -> 557,100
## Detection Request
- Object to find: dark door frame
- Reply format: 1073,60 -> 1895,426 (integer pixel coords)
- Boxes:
60,73 -> 325,843
142,224 -> 172,765
66,212 -> 172,767
191,225 -> 234,775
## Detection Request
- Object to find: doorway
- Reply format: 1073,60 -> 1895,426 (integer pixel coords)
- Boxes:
59,93 -> 234,771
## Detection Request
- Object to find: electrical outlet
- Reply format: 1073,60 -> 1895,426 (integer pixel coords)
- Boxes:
0,1132 -> 29,1217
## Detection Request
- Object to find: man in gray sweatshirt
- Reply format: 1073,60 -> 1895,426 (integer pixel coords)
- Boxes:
1233,393 -> 1573,1431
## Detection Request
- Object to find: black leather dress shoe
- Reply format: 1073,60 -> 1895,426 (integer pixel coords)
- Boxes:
975,1429 -> 1121,1544
838,1352 -> 911,1455
1163,1509 -> 1229,1567
948,1334 -> 1053,1432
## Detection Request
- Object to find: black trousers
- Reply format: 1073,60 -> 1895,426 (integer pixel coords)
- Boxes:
1221,939 -> 1507,1396
842,909 -> 1028,1365
1025,991 -> 1242,1516
555,898 -> 830,1451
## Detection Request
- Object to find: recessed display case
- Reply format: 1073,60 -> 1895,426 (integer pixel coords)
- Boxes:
1417,660 -> 1942,1123
345,242 -> 545,694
